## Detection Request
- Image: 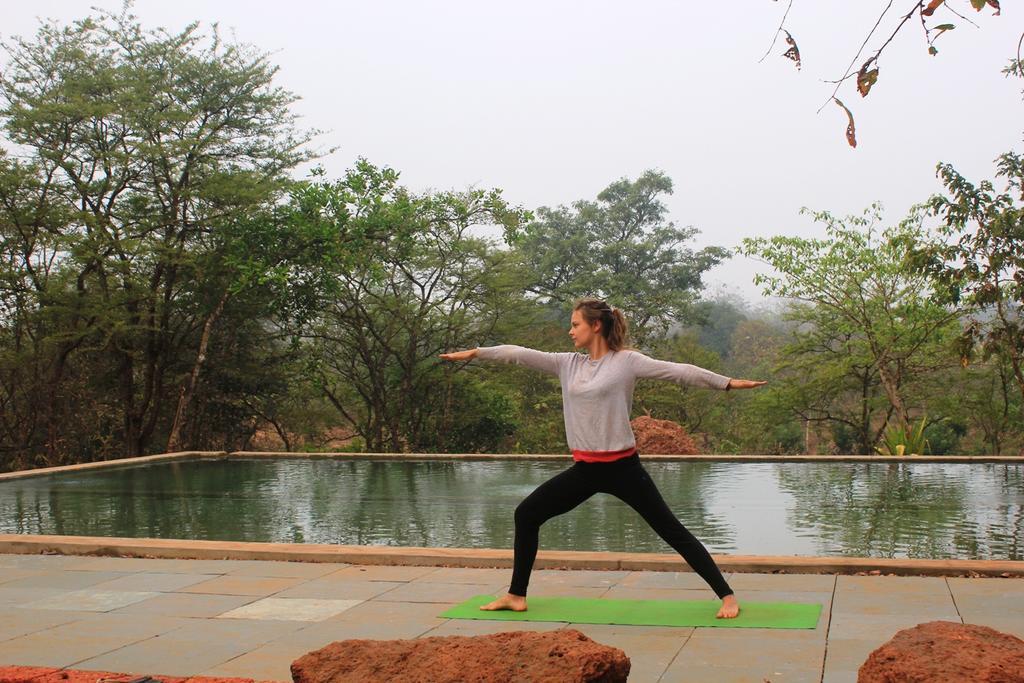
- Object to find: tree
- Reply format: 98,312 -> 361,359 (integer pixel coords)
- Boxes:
508,170 -> 728,346
305,162 -> 529,452
0,8 -> 318,460
906,56 -> 1024,414
739,204 -> 962,451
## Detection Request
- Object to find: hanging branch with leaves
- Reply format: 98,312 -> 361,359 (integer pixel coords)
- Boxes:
762,0 -> 1002,147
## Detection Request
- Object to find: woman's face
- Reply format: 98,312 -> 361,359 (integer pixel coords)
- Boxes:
569,309 -> 601,348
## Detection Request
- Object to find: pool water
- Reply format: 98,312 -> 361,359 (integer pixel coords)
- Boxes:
0,458 -> 1020,560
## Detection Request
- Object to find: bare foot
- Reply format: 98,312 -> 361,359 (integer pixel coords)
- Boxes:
716,593 -> 740,619
479,593 -> 527,612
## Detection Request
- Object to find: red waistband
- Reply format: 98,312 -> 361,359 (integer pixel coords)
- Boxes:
571,446 -> 638,463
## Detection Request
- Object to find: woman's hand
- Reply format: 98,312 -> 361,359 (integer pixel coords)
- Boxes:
439,348 -> 478,362
727,378 -> 768,390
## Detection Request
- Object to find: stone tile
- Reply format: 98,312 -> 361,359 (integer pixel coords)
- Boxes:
161,617 -> 307,644
88,572 -> 212,592
197,640 -> 312,682
821,669 -> 860,683
275,618 -> 441,645
527,569 -> 631,588
727,572 -> 836,593
66,557 -> 181,572
412,567 -> 511,584
831,590 -> 959,617
0,609 -> 96,643
0,586 -> 72,606
833,576 -> 957,618
0,631 -> 152,669
661,662 -> 822,683
618,570 -> 731,591
372,581 -> 506,604
0,570 -> 134,590
72,636 -> 263,678
217,597 -> 363,621
0,568 -> 50,586
324,564 -> 441,582
36,612 -> 194,641
0,554 -> 96,570
835,575 -> 949,595
947,576 -> 1024,597
177,575 -> 306,596
826,613 -> 958,641
160,558 -> 267,574
823,637 -> 888,672
22,589 -> 159,612
952,592 -> 1024,614
273,579 -> 404,600
224,561 -> 348,579
675,628 -> 826,670
324,599 -> 455,624
96,558 -> 242,575
109,591 -> 258,618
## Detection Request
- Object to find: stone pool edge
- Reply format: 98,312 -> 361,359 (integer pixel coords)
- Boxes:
1,533 -> 1022,578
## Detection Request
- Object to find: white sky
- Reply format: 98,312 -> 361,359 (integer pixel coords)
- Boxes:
3,1 -> 1022,304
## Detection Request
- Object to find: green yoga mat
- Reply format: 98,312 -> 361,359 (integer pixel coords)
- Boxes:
440,595 -> 822,629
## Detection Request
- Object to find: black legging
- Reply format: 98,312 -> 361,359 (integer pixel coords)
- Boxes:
509,453 -> 734,599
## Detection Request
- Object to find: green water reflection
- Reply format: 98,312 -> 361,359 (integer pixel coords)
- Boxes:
0,458 -> 1019,559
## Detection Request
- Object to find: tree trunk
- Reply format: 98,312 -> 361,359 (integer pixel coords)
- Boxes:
166,289 -> 230,452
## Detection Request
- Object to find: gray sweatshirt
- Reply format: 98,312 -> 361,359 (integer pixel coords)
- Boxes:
475,345 -> 731,455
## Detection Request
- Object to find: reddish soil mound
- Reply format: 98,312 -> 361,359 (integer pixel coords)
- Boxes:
858,620 -> 1024,682
630,415 -> 700,455
290,628 -> 630,683
0,666 -> 279,683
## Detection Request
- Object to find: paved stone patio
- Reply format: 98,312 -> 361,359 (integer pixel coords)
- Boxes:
0,553 -> 1021,682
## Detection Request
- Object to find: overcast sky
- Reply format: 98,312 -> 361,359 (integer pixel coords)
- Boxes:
3,1 -> 1021,305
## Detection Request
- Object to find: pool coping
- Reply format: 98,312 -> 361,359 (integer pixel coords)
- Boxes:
1,533 -> 1022,577
3,450 -> 1022,578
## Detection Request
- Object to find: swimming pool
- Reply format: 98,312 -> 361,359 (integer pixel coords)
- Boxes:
0,457 -> 1020,560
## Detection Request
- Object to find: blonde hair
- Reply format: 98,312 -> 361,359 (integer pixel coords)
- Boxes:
573,298 -> 631,351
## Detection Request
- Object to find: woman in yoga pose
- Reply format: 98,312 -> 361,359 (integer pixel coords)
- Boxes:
439,298 -> 766,619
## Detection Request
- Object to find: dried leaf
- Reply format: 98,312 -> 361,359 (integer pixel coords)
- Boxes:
857,61 -> 879,97
969,0 -> 998,11
834,98 -> 857,148
929,45 -> 939,55
922,0 -> 945,17
782,29 -> 801,70
970,0 -> 985,9
988,0 -> 1000,14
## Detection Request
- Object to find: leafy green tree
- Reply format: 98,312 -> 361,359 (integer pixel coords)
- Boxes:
508,170 -> 728,346
0,9 -> 328,462
305,164 -> 529,452
739,205 -> 962,452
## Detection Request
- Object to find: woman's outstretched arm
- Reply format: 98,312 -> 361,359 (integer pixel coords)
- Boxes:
439,345 -> 566,376
625,350 -> 766,390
